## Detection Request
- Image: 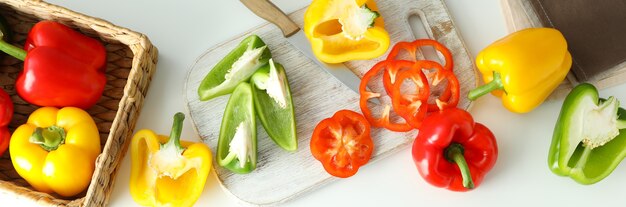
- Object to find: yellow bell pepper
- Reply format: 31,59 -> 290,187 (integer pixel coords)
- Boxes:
303,0 -> 390,63
468,28 -> 572,113
9,107 -> 101,197
130,112 -> 211,207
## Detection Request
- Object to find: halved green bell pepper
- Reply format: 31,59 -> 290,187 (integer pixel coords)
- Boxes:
217,82 -> 257,174
251,59 -> 297,151
198,35 -> 271,101
549,83 -> 626,184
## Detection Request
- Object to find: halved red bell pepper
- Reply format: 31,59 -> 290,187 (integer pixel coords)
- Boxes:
360,60 -> 412,132
0,21 -> 106,109
412,108 -> 498,192
0,88 -> 12,156
310,110 -> 373,178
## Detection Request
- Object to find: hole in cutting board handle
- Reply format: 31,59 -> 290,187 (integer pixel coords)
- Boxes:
408,13 -> 445,65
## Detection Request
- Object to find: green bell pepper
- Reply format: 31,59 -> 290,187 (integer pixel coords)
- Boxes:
198,35 -> 271,101
251,59 -> 297,151
217,82 -> 257,174
549,83 -> 626,184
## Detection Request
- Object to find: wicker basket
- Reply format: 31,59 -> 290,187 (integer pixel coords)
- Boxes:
0,0 -> 157,206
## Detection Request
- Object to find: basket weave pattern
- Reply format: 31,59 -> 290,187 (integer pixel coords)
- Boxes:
0,0 -> 157,206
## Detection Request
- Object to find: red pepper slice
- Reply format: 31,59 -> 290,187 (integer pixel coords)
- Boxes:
386,39 -> 454,71
0,89 -> 12,156
310,110 -> 373,178
420,60 -> 460,111
385,40 -> 455,111
412,108 -> 498,191
385,60 -> 459,112
384,39 -> 454,91
360,60 -> 413,132
390,63 -> 430,128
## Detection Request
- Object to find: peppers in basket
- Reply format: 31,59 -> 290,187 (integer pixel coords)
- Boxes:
303,0 -> 390,63
10,107 -> 101,197
412,108 -> 498,191
549,83 -> 626,184
468,28 -> 572,113
0,21 -> 107,109
0,89 -> 12,156
130,112 -> 212,207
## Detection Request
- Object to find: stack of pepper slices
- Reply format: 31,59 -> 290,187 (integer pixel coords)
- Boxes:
311,39 -> 498,192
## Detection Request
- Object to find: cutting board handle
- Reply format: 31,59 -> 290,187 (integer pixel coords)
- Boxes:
240,0 -> 300,37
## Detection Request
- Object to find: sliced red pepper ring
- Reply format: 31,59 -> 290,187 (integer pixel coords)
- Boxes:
421,61 -> 460,112
310,110 -> 373,178
385,39 -> 455,104
386,39 -> 454,71
360,60 -> 413,132
418,60 -> 460,112
390,64 -> 430,129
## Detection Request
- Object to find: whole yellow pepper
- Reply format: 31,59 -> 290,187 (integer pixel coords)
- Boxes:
468,28 -> 572,113
10,107 -> 101,197
304,0 -> 390,63
130,112 -> 211,207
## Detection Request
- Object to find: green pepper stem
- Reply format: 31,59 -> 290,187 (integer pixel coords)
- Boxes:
445,143 -> 475,189
163,112 -> 186,153
468,71 -> 504,101
0,32 -> 26,61
29,126 -> 66,151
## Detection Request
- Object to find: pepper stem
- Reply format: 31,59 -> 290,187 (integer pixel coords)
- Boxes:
29,126 -> 66,151
468,71 -> 504,101
0,31 -> 26,61
162,112 -> 186,153
444,143 -> 474,189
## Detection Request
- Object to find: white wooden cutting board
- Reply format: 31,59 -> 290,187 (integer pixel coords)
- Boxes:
184,0 -> 477,205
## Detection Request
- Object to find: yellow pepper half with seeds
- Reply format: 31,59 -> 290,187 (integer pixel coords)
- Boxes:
129,112 -> 211,207
304,0 -> 390,63
10,107 -> 101,197
468,28 -> 572,113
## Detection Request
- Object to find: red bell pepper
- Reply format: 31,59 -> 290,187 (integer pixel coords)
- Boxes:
0,88 -> 12,156
412,108 -> 498,191
310,110 -> 373,178
0,21 -> 106,109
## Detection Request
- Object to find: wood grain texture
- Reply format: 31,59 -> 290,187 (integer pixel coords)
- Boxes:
240,0 -> 299,37
184,0 -> 476,205
500,0 -> 626,98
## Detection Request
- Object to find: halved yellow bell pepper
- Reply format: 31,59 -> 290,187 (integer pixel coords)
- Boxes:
304,0 -> 390,63
468,28 -> 572,113
130,112 -> 211,207
10,107 -> 101,197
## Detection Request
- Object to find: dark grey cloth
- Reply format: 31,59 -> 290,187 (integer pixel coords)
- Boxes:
531,0 -> 626,81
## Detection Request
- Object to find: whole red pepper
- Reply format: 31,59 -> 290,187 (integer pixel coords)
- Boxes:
412,108 -> 498,191
0,88 -> 12,156
0,21 -> 106,109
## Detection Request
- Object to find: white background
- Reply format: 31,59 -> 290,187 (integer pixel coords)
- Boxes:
8,0 -> 626,206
